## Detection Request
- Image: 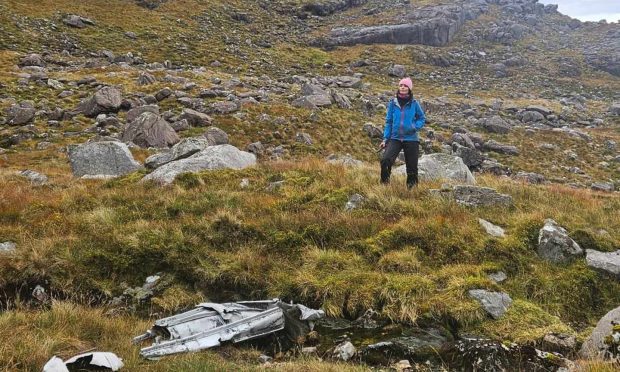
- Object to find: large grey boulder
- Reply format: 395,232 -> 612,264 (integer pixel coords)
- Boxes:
121,112 -> 180,148
204,126 -> 229,146
68,141 -> 142,178
479,116 -> 511,134
141,144 -> 256,185
395,153 -> 476,184
579,305 -> 620,359
76,86 -> 123,117
453,185 -> 513,207
586,249 -> 620,278
537,219 -> 583,264
5,102 -> 36,126
179,108 -> 212,127
19,53 -> 45,67
468,289 -> 512,319
126,105 -> 160,122
332,341 -> 356,361
145,137 -> 210,169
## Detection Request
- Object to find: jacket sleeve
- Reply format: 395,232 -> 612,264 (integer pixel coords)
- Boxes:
414,101 -> 426,130
383,100 -> 393,140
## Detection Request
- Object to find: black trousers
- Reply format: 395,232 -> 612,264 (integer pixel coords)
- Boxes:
380,140 -> 420,187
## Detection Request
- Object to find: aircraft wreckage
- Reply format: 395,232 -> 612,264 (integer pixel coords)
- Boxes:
133,299 -> 325,359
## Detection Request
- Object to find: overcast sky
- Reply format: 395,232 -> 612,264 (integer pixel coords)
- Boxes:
539,0 -> 620,22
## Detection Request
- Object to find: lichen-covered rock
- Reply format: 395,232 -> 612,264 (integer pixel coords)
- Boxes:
76,86 -> 123,117
468,289 -> 512,319
141,144 -> 256,185
453,185 -> 512,207
395,153 -> 476,185
121,112 -> 180,148
68,141 -> 142,178
5,102 -> 36,126
580,305 -> 620,359
537,219 -> 583,264
586,249 -> 620,278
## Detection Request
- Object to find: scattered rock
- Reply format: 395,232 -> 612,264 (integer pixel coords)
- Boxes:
483,140 -> 519,156
296,132 -> 313,145
514,172 -> 545,184
591,182 -> 615,192
121,112 -> 180,148
468,289 -> 512,319
63,14 -> 94,28
76,86 -> 123,117
488,271 -> 507,283
68,141 -> 142,178
586,249 -> 620,278
363,123 -> 383,138
542,333 -> 576,355
137,72 -> 157,85
179,108 -> 212,127
204,126 -> 229,146
6,102 -> 36,126
333,341 -> 356,361
19,53 -> 45,67
537,219 -> 583,264
126,104 -> 160,123
326,153 -> 363,167
453,185 -> 512,207
478,218 -> 505,237
0,242 -> 16,253
19,170 -> 48,186
345,194 -> 364,211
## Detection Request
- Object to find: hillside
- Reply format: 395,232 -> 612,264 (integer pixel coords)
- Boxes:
0,0 -> 619,371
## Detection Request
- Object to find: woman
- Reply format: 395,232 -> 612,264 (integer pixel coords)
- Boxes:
380,77 -> 426,188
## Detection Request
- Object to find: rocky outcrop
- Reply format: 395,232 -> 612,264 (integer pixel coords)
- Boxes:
301,0 -> 367,16
68,141 -> 142,178
141,144 -> 256,185
325,3 -> 487,47
5,102 -> 36,126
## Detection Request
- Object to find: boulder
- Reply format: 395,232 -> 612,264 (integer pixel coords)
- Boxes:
452,144 -> 483,168
141,144 -> 256,185
395,153 -> 476,184
483,140 -> 519,156
579,305 -> 620,359
514,172 -> 545,184
333,341 -> 356,361
5,102 -> 36,126
204,126 -> 229,146
610,103 -> 620,116
537,219 -> 583,264
453,185 -> 512,207
121,112 -> 180,148
521,110 -> 545,123
19,53 -> 45,67
137,72 -> 157,85
179,108 -> 212,126
18,170 -> 48,186
478,218 -> 505,238
345,194 -> 365,211
479,116 -> 510,134
126,104 -> 160,123
586,249 -> 620,278
76,86 -> 123,117
468,289 -> 512,319
327,153 -> 363,167
68,141 -> 142,177
363,123 -> 383,138
145,137 -> 209,169
211,101 -> 239,114
63,14 -> 94,28
389,64 -> 406,77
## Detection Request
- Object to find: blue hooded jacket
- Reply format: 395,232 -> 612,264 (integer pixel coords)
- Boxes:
383,96 -> 426,142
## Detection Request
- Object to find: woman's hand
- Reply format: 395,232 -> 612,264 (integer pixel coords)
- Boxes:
380,140 -> 386,149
